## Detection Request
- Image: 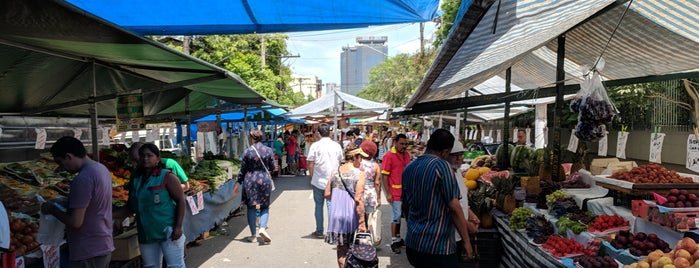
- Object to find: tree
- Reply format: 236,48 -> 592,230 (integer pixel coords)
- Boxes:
433,0 -> 462,48
158,34 -> 308,107
357,48 -> 437,107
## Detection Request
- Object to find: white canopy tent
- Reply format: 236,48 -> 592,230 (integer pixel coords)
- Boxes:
287,90 -> 389,140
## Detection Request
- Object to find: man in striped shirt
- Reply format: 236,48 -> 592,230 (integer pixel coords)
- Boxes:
402,129 -> 474,267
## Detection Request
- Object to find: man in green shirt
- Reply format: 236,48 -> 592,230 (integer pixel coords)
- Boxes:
129,142 -> 190,191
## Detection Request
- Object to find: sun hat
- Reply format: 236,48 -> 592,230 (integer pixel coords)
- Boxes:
451,140 -> 466,154
347,148 -> 369,158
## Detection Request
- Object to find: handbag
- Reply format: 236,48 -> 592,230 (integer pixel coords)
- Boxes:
344,232 -> 378,268
251,145 -> 276,191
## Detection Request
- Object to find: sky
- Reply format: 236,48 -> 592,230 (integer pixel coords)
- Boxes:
284,22 -> 439,85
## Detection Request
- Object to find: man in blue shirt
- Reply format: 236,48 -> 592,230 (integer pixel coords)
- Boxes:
402,129 -> 474,267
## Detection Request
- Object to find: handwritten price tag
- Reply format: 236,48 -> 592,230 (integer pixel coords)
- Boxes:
687,135 -> 699,173
41,244 -> 60,268
186,196 -> 199,215
649,133 -> 666,164
35,128 -> 47,149
73,128 -> 82,139
567,129 -> 579,152
616,131 -> 629,159
197,191 -> 204,211
598,131 -> 609,156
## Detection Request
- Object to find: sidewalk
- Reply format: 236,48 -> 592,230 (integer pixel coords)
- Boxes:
184,175 -> 413,267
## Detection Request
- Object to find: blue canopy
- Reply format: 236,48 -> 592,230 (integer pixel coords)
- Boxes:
65,0 -> 440,35
193,108 -> 288,122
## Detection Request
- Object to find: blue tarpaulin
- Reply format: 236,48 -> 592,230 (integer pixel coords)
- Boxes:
64,0 -> 440,35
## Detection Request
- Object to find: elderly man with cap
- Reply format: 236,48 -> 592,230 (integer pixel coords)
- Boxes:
446,140 -> 480,261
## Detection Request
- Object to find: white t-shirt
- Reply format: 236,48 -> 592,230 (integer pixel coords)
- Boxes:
0,201 -> 9,249
454,169 -> 470,241
307,137 -> 343,190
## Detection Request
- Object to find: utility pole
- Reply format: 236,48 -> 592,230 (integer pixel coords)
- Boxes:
277,54 -> 300,90
419,22 -> 425,59
260,34 -> 266,67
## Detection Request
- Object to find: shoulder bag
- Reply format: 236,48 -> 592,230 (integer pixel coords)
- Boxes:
251,145 -> 276,191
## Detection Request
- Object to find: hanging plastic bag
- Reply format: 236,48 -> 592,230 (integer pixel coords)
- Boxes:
578,71 -> 618,123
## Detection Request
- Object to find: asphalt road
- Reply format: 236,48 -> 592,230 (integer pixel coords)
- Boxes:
184,175 -> 413,268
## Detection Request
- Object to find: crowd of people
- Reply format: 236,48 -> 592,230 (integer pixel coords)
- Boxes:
39,123 -> 478,268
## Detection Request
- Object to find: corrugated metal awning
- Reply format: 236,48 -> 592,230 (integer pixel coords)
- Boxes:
406,0 -> 699,110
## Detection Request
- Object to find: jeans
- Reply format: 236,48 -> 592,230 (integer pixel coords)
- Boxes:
140,227 -> 186,268
313,186 -> 331,233
391,201 -> 402,224
247,206 -> 269,235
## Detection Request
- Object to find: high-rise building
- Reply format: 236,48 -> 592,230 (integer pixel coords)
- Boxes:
341,36 -> 388,96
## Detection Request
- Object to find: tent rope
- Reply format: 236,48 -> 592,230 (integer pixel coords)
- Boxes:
587,0 -> 635,76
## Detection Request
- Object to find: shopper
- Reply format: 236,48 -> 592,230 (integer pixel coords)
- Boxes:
41,136 -> 114,267
324,146 -> 367,268
307,123 -> 343,238
380,133 -> 410,253
233,129 -> 276,243
128,143 -> 186,268
129,142 -> 190,191
402,129 -> 474,267
446,140 -> 480,260
359,140 -> 381,227
273,136 -> 285,174
285,130 -> 299,175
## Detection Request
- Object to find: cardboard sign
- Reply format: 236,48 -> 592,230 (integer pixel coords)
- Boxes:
197,191 -> 204,211
187,196 -> 199,215
35,128 -> 46,149
687,135 -> 699,173
567,129 -> 579,152
598,131 -> 609,156
41,244 -> 59,268
649,133 -> 665,164
616,131 -> 629,159
116,93 -> 145,131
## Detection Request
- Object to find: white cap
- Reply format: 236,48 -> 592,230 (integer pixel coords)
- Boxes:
451,140 -> 465,154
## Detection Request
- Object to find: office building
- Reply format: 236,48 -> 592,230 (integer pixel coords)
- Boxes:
341,36 -> 388,95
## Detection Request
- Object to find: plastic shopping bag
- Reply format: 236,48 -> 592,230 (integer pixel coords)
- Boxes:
35,196 -> 65,245
367,210 -> 381,246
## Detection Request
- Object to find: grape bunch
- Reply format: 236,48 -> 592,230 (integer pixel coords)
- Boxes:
509,207 -> 534,230
546,190 -> 571,208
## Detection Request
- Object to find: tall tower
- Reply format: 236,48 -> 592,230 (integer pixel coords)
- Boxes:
340,36 -> 388,96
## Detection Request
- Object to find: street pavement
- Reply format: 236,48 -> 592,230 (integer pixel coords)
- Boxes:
184,175 -> 413,268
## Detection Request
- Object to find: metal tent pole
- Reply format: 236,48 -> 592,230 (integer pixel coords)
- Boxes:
90,61 -> 99,161
334,90 -> 339,142
551,34 -> 566,181
185,93 -> 192,156
503,67 -> 512,168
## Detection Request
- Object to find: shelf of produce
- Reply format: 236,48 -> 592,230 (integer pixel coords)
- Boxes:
493,212 -> 566,268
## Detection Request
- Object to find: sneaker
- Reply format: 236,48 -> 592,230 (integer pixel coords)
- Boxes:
396,238 -> 405,247
259,228 -> 271,243
245,235 -> 256,243
390,242 -> 401,254
311,231 -> 324,239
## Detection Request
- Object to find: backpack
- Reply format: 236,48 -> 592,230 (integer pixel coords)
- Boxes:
344,233 -> 378,268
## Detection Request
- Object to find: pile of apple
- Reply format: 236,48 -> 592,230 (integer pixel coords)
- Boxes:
8,217 -> 39,256
585,239 -> 603,257
610,230 -> 671,256
541,235 -> 585,258
623,238 -> 699,268
660,189 -> 699,208
588,214 -> 629,232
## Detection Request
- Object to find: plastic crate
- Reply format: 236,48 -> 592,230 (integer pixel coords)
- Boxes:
609,190 -> 652,209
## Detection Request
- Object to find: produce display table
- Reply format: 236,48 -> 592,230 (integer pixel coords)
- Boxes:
182,179 -> 241,243
493,212 -> 566,268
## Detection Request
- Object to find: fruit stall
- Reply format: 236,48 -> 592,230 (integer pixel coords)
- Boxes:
0,146 -> 243,266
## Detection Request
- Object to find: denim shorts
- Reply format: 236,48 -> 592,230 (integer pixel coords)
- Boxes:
391,201 -> 402,224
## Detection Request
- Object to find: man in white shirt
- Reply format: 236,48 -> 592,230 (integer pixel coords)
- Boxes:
307,123 -> 343,238
447,140 -> 480,261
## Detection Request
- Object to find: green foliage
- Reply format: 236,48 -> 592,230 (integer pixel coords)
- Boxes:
433,0 -> 462,48
357,48 -> 437,107
156,34 -> 308,107
607,82 -> 662,126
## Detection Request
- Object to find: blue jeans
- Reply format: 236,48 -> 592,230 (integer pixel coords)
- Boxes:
313,186 -> 331,234
247,206 -> 269,235
140,227 -> 186,268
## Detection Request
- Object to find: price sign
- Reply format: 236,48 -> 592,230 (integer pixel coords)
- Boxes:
197,191 -> 204,211
101,127 -> 110,145
41,245 -> 59,268
496,129 -> 502,143
598,131 -> 609,156
567,129 -> 579,152
616,131 -> 629,159
186,196 -> 199,215
687,135 -> 699,173
35,128 -> 47,149
649,133 -> 666,164
73,128 -> 82,139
